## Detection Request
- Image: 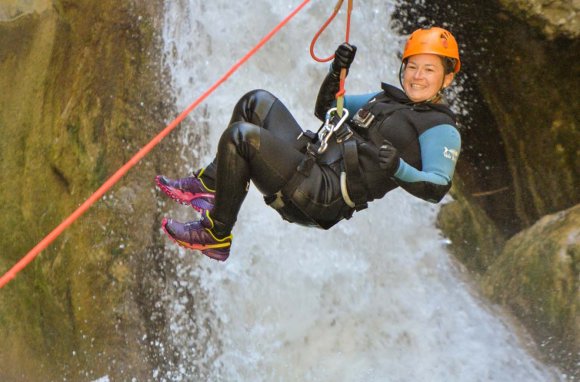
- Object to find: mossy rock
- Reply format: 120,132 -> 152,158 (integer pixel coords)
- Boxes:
437,179 -> 506,274
0,0 -> 183,379
482,204 -> 579,376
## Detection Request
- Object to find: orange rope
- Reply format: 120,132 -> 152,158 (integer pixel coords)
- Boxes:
309,0 -> 344,62
310,0 -> 354,116
0,0 -> 312,289
345,0 -> 353,42
337,0 -> 354,116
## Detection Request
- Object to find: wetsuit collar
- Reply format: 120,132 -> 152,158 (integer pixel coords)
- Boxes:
381,83 -> 412,103
380,82 -> 456,121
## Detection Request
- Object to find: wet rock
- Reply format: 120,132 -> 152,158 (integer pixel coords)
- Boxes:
0,0 -> 182,380
482,204 -> 579,376
0,0 -> 50,21
395,0 -> 579,376
498,0 -> 579,38
437,179 -> 506,274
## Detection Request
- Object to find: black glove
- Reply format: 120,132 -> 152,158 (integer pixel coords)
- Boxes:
331,42 -> 357,73
378,140 -> 400,176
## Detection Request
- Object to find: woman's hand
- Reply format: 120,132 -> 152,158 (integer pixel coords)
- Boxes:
378,140 -> 400,176
332,42 -> 357,72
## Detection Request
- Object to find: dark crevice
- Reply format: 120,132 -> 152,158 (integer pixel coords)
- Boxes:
50,164 -> 71,193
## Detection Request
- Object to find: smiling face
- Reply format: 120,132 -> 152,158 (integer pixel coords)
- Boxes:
402,54 -> 455,102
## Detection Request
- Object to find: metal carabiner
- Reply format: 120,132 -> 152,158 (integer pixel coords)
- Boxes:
317,107 -> 349,154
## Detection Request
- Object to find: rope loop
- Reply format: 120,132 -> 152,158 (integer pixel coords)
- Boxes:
309,0 -> 344,62
309,0 -> 353,62
310,0 -> 354,116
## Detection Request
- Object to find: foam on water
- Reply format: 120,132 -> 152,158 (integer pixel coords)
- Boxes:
159,1 -> 563,381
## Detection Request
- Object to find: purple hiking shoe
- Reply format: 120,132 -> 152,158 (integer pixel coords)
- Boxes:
161,211 -> 232,261
155,169 -> 214,213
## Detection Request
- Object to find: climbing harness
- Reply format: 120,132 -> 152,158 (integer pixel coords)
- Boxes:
271,0 -> 360,216
310,1 -> 360,209
308,0 -> 356,154
0,0 -> 312,289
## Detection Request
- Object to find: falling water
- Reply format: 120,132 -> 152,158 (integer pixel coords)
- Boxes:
158,1 -> 563,381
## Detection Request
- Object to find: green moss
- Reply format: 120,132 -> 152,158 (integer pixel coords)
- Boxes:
437,179 -> 506,274
65,121 -> 86,153
483,205 -> 579,373
0,1 -> 173,379
94,149 -> 108,187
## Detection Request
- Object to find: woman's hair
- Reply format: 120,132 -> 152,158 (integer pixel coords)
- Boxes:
442,57 -> 457,75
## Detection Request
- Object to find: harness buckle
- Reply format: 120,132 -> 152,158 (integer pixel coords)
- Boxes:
352,109 -> 375,129
317,107 -> 350,154
297,130 -> 317,142
335,126 -> 353,143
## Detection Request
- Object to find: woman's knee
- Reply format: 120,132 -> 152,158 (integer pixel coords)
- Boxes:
231,89 -> 278,125
241,89 -> 277,105
219,122 -> 261,157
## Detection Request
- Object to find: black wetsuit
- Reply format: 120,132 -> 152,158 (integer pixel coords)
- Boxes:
200,74 -> 460,236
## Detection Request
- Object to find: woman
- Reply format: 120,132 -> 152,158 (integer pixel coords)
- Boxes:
157,26 -> 462,261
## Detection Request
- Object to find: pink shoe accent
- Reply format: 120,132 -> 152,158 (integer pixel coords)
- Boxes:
155,175 -> 214,213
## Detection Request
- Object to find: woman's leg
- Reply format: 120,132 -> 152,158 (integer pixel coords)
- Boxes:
210,121 -> 306,237
201,90 -> 305,189
162,91 -> 313,259
157,90 -> 304,210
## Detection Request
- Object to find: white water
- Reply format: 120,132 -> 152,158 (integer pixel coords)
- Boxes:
159,1 -> 563,381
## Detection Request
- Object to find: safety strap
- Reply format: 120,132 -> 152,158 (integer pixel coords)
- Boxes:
342,140 -> 368,210
281,154 -> 316,199
274,131 -> 367,215
296,129 -> 318,150
269,129 -> 318,209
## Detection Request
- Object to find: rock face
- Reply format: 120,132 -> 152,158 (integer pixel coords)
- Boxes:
498,0 -> 579,38
0,0 -> 189,380
483,205 -> 579,374
0,0 -> 51,21
396,0 -> 579,377
436,179 -> 507,273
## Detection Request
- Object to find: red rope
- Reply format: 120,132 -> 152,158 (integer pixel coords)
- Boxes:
309,0 -> 354,114
0,0 -> 312,289
345,0 -> 353,42
309,0 -> 353,62
309,0 -> 344,62
338,0 -> 354,103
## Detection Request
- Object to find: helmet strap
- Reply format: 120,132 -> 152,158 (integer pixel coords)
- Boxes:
425,76 -> 448,103
398,62 -> 405,89
424,91 -> 443,104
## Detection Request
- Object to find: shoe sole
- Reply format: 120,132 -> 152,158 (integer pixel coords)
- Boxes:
161,218 -> 229,261
155,176 -> 214,213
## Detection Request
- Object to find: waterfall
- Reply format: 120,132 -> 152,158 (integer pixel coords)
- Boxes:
159,1 -> 563,381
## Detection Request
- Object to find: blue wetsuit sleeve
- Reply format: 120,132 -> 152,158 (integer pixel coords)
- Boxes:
393,124 -> 461,202
343,93 -> 381,116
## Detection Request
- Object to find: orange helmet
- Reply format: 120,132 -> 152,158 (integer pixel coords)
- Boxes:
402,27 -> 461,73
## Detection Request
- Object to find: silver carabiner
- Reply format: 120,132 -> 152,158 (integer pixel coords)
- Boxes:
318,107 -> 349,154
